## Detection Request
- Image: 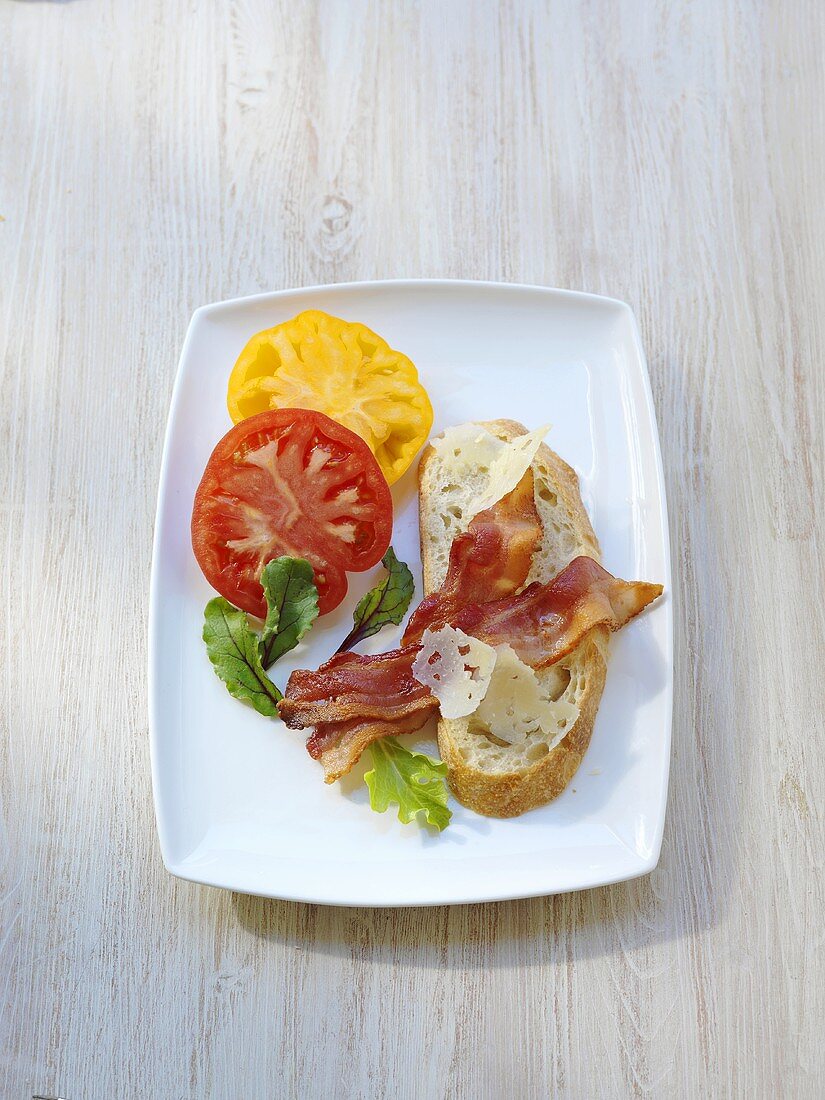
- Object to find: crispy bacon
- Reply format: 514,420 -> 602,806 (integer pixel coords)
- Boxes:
281,648 -> 437,782
305,707 -> 438,783
402,469 -> 541,645
279,555 -> 663,781
453,555 -> 664,669
280,646 -> 426,729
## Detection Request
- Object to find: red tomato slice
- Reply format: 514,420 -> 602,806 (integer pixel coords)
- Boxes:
191,408 -> 393,616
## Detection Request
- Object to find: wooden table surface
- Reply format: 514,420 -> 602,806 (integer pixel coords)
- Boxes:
3,2 -> 823,1097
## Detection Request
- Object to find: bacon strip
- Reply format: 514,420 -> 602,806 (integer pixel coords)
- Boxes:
280,646 -> 426,728
402,469 -> 541,645
280,647 -> 436,782
305,707 -> 438,784
453,555 -> 664,669
279,556 -> 662,781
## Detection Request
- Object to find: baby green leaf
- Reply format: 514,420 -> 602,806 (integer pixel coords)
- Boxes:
259,557 -> 319,668
336,547 -> 414,654
203,597 -> 282,715
364,738 -> 452,831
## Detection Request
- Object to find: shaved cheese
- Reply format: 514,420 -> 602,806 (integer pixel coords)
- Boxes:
412,626 -> 497,719
470,424 -> 549,515
412,628 -> 581,747
431,423 -> 549,521
431,423 -> 506,472
475,644 -> 578,745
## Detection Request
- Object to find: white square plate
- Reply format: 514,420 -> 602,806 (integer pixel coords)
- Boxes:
150,280 -> 672,906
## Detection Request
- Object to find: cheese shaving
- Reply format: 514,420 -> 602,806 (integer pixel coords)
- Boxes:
475,644 -> 578,745
431,423 -> 550,522
412,626 -> 497,720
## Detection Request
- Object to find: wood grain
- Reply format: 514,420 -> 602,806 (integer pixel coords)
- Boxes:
2,1 -> 823,1096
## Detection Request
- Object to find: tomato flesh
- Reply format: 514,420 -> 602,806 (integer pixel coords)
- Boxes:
191,408 -> 393,616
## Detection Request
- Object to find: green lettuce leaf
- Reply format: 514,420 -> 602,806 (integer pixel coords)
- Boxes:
203,597 -> 282,715
259,557 -> 319,668
336,547 -> 414,653
364,738 -> 452,831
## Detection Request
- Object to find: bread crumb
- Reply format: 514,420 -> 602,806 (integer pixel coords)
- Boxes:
587,768 -> 602,776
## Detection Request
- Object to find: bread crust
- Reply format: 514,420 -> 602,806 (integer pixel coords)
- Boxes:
417,419 -> 607,818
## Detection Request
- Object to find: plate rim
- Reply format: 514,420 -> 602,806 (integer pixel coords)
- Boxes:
148,278 -> 673,906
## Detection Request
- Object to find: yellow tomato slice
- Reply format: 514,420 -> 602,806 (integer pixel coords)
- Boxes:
226,310 -> 433,484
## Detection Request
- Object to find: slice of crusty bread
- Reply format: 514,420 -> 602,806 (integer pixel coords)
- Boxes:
418,419 -> 608,818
